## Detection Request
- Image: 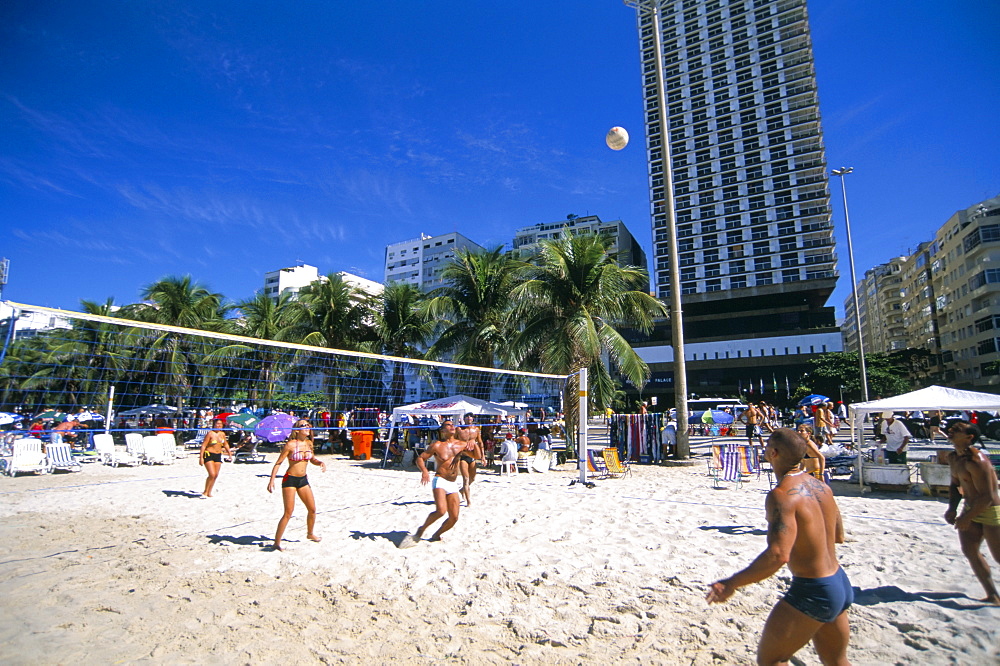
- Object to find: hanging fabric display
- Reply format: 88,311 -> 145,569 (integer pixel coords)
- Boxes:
609,413 -> 665,463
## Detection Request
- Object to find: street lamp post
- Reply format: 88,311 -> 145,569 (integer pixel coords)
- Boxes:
624,0 -> 690,458
831,167 -> 869,402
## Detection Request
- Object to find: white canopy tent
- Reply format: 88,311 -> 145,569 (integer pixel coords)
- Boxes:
390,394 -> 523,421
849,385 -> 1000,489
381,395 -> 525,468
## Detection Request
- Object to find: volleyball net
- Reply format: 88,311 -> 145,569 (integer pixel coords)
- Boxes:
0,302 -> 570,434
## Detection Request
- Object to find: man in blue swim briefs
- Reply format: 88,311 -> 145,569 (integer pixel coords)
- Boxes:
944,421 -> 1000,604
400,419 -> 475,547
708,427 -> 851,665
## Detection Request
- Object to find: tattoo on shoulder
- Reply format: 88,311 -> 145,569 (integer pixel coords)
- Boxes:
787,476 -> 827,499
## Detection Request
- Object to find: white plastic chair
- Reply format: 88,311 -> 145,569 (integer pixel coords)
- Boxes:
141,435 -> 170,465
125,433 -> 144,461
5,438 -> 50,476
94,433 -> 140,467
157,433 -> 180,462
46,442 -> 82,472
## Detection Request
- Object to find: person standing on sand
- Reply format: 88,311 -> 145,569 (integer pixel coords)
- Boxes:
708,428 -> 851,666
267,419 -> 326,551
198,419 -> 231,498
400,420 -> 470,547
739,403 -> 767,447
944,421 -> 1000,604
455,413 -> 486,506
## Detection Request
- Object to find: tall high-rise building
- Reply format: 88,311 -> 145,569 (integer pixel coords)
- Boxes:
842,257 -> 908,355
628,0 -> 841,403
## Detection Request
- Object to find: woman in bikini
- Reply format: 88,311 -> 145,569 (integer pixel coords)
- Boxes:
796,422 -> 827,481
267,418 -> 326,551
199,418 -> 232,498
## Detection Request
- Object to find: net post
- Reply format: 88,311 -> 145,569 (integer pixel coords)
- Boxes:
578,367 -> 588,484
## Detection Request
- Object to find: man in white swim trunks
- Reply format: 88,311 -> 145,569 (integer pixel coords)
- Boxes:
402,420 -> 473,546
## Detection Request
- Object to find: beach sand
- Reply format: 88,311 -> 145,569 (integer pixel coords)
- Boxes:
1,449 -> 998,664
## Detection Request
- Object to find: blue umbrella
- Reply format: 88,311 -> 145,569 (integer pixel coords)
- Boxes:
688,410 -> 735,425
0,412 -> 22,426
254,413 -> 295,442
797,394 -> 830,407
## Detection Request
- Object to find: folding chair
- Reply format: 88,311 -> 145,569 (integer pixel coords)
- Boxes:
602,447 -> 631,479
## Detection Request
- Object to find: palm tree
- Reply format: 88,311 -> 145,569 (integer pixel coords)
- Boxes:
373,282 -> 434,407
292,273 -> 379,411
424,246 -> 522,399
17,299 -> 129,411
512,231 -> 667,455
203,291 -> 304,408
122,276 -> 229,410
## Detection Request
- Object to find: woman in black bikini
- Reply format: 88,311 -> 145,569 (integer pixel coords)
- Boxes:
199,418 -> 232,498
795,423 -> 827,481
267,419 -> 326,550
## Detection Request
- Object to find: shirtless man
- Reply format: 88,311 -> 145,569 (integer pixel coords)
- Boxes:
455,413 -> 486,506
944,421 -> 1000,604
739,403 -> 767,447
708,428 -> 851,665
816,402 -> 836,448
400,420 -> 471,546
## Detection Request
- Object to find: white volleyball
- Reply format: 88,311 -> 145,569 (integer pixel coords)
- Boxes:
606,126 -> 629,151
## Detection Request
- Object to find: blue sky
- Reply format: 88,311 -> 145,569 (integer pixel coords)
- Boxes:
2,0 -> 998,315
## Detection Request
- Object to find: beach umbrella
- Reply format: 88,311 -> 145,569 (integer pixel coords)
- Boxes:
73,411 -> 104,422
117,404 -> 180,417
214,411 -> 235,423
227,412 -> 261,431
35,409 -> 67,422
0,412 -> 22,426
254,413 -> 295,442
797,394 -> 830,407
688,410 -> 735,425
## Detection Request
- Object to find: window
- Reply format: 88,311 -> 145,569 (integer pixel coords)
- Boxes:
755,257 -> 772,270
705,264 -> 721,277
756,273 -> 773,286
705,279 -> 722,292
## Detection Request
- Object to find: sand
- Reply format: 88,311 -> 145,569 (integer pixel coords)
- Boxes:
1,446 -> 998,664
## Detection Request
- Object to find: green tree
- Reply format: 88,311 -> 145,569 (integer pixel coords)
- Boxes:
292,274 -> 380,410
512,232 -> 667,454
122,276 -> 229,410
424,246 -> 523,398
203,291 -> 304,408
801,351 -> 911,402
373,282 -> 433,407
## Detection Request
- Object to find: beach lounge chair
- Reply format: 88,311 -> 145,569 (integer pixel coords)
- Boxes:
183,429 -> 209,450
587,448 -> 609,479
94,433 -> 140,467
712,444 -> 761,489
4,438 -> 50,476
234,438 -> 267,464
158,433 -> 181,461
141,435 -> 171,465
125,433 -> 144,461
602,447 -> 631,479
46,442 -> 82,473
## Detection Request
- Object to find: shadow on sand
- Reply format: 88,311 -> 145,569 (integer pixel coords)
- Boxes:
205,533 -> 272,548
853,585 -> 991,610
349,529 -> 411,546
162,490 -> 204,499
698,525 -> 768,536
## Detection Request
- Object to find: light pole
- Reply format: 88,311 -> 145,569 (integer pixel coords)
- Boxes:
831,167 -> 869,402
624,0 -> 690,458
